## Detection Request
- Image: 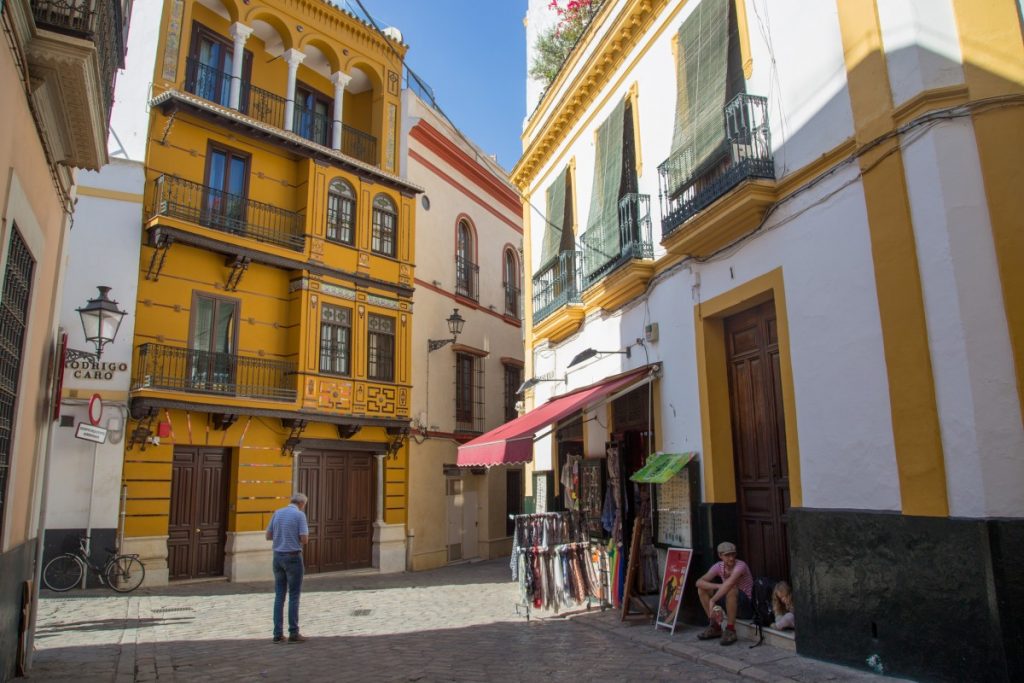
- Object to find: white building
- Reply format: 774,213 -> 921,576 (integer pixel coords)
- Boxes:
402,85 -> 525,570
473,0 -> 1024,680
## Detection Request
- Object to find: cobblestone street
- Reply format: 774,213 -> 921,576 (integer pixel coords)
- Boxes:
24,559 -> 887,682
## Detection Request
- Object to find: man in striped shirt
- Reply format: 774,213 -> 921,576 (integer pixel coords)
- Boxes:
266,493 -> 310,643
695,541 -> 754,646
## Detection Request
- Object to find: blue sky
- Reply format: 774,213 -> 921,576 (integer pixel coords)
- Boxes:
350,1 -> 528,172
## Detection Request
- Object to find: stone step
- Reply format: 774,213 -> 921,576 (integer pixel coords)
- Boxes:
734,619 -> 797,651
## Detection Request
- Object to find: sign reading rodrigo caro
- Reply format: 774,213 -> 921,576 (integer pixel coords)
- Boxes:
65,358 -> 129,381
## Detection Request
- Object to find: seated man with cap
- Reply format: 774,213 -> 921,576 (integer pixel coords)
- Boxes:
694,541 -> 754,646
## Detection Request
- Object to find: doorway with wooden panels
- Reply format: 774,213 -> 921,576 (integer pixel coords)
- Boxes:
297,450 -> 374,573
168,447 -> 230,580
724,299 -> 791,582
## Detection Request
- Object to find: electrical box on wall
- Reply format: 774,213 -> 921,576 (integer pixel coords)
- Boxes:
645,322 -> 659,343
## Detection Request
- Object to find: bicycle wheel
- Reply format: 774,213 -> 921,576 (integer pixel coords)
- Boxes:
105,555 -> 145,593
43,554 -> 84,592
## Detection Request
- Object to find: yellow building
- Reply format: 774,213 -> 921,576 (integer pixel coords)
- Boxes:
124,0 -> 419,584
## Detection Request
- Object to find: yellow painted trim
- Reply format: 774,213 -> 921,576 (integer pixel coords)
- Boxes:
522,191 -> 535,383
661,179 -> 777,258
75,186 -> 144,203
891,84 -> 970,128
628,81 -> 643,177
734,0 -> 754,79
693,268 -> 801,507
775,137 -> 857,198
837,0 -> 947,517
950,0 -> 1024,424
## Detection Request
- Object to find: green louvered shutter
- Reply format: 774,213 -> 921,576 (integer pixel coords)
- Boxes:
583,99 -> 626,280
540,168 -> 568,267
667,0 -> 730,196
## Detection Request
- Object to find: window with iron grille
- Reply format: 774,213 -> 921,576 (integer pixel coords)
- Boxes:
455,352 -> 484,433
503,363 -> 522,422
506,469 -> 523,536
319,304 -> 351,376
326,178 -> 355,245
0,226 -> 35,531
455,220 -> 477,300
371,194 -> 397,257
367,314 -> 395,381
503,248 -> 520,319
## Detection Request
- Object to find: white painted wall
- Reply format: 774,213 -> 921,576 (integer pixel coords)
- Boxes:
901,120 -> 1024,518
877,0 -> 964,108
108,0 -> 162,161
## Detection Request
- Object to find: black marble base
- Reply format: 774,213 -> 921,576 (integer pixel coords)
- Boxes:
789,508 -> 1024,682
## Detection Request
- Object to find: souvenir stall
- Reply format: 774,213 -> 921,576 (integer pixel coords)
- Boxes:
509,511 -> 604,617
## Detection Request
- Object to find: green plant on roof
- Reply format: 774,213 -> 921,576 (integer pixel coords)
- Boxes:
529,0 -> 604,87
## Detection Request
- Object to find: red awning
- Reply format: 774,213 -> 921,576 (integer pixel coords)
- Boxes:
456,366 -> 655,467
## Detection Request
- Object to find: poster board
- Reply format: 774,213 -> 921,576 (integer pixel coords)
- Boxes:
579,458 -> 604,537
655,547 -> 694,633
653,459 -> 700,548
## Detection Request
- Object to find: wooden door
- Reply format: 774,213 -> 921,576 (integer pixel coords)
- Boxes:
298,451 -> 373,573
725,300 -> 790,582
168,447 -> 229,580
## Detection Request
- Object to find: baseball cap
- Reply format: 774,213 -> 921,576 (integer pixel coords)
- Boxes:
717,541 -> 737,555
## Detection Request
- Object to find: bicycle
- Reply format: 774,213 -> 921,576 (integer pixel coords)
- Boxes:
42,535 -> 145,593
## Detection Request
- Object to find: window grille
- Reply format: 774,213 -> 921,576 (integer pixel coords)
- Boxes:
371,194 -> 397,257
319,304 -> 351,375
0,227 -> 35,530
326,179 -> 355,245
367,314 -> 395,382
454,353 -> 485,433
503,364 -> 522,422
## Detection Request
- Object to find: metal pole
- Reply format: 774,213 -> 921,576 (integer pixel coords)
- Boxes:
117,484 -> 127,552
82,440 -> 99,589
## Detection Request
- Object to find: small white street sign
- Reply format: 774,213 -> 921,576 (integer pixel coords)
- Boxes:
75,423 -> 108,444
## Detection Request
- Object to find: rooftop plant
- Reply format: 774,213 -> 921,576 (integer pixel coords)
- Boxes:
529,0 -> 604,87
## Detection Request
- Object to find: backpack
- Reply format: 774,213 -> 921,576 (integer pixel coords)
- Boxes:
750,577 -> 778,648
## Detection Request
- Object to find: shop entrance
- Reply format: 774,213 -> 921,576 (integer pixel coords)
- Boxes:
297,450 -> 373,573
168,446 -> 229,580
724,299 -> 791,581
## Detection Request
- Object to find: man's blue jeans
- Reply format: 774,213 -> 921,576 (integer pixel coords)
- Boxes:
272,552 -> 304,637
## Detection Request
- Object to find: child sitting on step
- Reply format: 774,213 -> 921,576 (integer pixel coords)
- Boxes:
771,581 -> 795,630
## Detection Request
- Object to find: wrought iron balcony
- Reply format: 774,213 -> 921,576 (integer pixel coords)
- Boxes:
532,250 -> 583,324
659,94 -> 774,239
132,343 -> 297,402
581,193 -> 654,287
504,283 -> 521,319
341,124 -> 378,167
31,0 -> 125,121
151,174 -> 306,252
455,255 -> 480,301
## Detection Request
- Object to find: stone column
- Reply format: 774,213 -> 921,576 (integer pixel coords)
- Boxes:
228,22 -> 253,110
330,71 -> 353,151
372,452 -> 405,572
283,49 -> 306,132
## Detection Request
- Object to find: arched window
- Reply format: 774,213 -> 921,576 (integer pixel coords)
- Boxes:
455,219 -> 477,300
503,248 -> 520,318
371,194 -> 397,257
326,178 -> 355,245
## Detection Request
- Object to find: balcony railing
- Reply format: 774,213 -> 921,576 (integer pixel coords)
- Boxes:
132,343 -> 297,402
455,255 -> 479,301
532,250 -> 582,324
341,124 -> 378,166
184,57 -> 231,107
31,0 -> 125,119
504,283 -> 521,319
659,93 -> 774,239
580,193 -> 654,287
152,174 -> 306,252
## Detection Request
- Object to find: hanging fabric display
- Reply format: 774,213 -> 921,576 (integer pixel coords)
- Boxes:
510,512 -> 600,613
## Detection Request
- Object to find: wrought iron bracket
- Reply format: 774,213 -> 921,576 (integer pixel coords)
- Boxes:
65,347 -> 98,362
127,407 -> 159,451
281,418 -> 308,456
337,423 -> 361,439
224,254 -> 251,291
385,424 -> 410,458
427,337 -> 455,352
146,232 -> 174,281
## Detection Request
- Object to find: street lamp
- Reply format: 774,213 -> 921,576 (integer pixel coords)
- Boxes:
567,346 -> 630,368
68,286 -> 127,361
427,308 -> 466,352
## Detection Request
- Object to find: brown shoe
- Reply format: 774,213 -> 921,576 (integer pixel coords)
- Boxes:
720,628 -> 738,646
288,633 -> 307,643
697,624 -> 722,640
